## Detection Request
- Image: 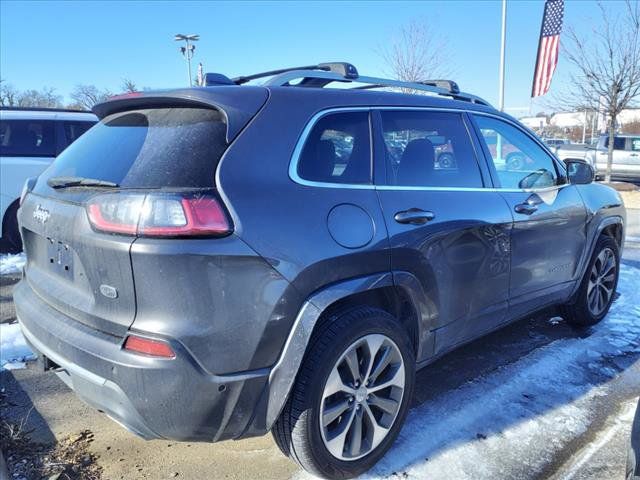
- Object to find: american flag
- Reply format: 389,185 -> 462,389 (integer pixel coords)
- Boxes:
531,0 -> 564,97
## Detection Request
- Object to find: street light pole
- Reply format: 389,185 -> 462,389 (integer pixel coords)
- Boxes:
174,34 -> 200,86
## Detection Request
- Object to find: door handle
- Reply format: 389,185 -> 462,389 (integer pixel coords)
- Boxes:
394,208 -> 435,225
514,203 -> 538,215
514,193 -> 543,215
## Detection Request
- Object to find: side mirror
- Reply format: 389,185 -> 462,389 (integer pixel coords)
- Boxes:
565,160 -> 595,185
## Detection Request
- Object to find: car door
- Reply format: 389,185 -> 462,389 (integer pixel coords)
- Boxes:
471,114 -> 588,318
373,109 -> 513,359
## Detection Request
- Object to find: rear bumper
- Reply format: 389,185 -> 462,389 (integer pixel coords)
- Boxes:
14,279 -> 270,442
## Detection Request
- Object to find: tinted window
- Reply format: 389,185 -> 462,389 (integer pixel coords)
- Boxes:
39,108 -> 227,188
297,112 -> 371,184
62,121 -> 95,147
380,111 -> 482,187
0,119 -> 56,157
474,115 -> 559,189
604,136 -> 626,150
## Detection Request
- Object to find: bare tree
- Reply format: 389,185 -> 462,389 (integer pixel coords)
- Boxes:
70,84 -> 112,110
0,79 -> 20,106
121,78 -> 138,93
559,0 -> 640,181
18,87 -> 63,108
378,19 -> 451,93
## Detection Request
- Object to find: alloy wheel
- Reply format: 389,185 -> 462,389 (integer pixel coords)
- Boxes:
587,247 -> 616,316
319,334 -> 405,461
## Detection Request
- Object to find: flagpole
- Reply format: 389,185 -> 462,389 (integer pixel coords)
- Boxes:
498,0 -> 507,112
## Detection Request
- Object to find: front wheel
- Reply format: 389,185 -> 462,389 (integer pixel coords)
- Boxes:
562,235 -> 620,326
272,307 -> 415,479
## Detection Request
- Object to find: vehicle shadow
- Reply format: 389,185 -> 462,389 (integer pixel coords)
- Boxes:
0,368 -> 56,446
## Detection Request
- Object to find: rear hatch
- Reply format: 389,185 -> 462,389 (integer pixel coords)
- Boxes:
19,89 -> 267,337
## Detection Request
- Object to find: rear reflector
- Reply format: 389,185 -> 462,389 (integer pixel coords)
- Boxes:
123,335 -> 175,358
86,191 -> 231,237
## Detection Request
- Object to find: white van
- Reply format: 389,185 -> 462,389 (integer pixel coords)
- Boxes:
1,108 -> 97,251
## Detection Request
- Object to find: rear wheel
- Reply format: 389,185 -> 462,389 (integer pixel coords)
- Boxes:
562,235 -> 619,326
272,307 -> 415,479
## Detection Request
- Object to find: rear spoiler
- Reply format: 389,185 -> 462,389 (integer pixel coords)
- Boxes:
92,87 -> 268,143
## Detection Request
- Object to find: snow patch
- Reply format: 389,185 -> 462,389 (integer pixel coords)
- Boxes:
1,252 -> 26,275
1,322 -> 35,370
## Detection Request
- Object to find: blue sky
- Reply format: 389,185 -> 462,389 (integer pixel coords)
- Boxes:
0,0 -> 626,115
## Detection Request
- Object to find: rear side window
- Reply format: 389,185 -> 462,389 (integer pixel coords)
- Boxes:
0,119 -> 56,157
297,111 -> 371,184
380,110 -> 483,188
40,108 -> 227,188
627,137 -> 640,151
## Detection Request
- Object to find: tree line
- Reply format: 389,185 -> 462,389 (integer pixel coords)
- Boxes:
0,78 -> 140,110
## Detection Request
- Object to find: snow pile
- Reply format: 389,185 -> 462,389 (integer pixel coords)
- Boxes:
293,264 -> 640,480
0,252 -> 26,275
0,322 -> 35,370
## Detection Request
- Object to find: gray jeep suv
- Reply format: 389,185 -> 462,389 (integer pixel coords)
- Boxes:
14,63 -> 626,479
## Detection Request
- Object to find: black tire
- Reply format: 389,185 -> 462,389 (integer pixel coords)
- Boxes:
2,201 -> 22,253
562,235 -> 620,326
272,307 -> 415,480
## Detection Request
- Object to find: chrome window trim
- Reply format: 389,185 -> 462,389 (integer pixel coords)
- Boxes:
289,106 -> 570,194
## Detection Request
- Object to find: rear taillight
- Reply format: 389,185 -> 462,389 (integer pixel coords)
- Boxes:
123,335 -> 175,358
86,192 -> 231,237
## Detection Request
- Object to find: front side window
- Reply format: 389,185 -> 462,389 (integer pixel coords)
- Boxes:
474,115 -> 559,190
297,111 -> 371,184
380,110 -> 483,188
0,119 -> 56,157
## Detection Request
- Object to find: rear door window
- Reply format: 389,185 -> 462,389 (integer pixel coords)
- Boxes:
0,119 -> 56,157
379,110 -> 483,188
296,111 -> 372,185
39,108 -> 227,188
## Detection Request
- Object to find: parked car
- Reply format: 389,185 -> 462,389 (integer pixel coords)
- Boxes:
14,63 -> 626,480
0,107 -> 97,251
629,398 -> 640,480
554,134 -> 640,181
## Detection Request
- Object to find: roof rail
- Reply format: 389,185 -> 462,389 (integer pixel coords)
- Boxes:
263,69 -> 491,106
202,62 -> 491,107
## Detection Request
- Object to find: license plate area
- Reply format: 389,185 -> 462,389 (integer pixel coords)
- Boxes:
46,237 -> 74,280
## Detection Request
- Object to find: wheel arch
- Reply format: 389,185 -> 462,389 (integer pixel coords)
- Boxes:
261,271 -> 429,431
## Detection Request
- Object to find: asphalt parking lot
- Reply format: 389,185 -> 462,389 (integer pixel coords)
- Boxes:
1,244 -> 639,479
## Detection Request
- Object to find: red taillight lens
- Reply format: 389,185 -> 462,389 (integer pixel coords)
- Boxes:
86,192 -> 231,237
123,335 -> 175,358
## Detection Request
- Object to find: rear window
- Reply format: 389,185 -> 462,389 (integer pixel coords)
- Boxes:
0,119 -> 56,157
40,108 -> 227,188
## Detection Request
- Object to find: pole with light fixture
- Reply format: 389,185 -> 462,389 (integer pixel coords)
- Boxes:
174,33 -> 200,86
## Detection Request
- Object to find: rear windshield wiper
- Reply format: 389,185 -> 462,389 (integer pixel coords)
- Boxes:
47,176 -> 120,189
